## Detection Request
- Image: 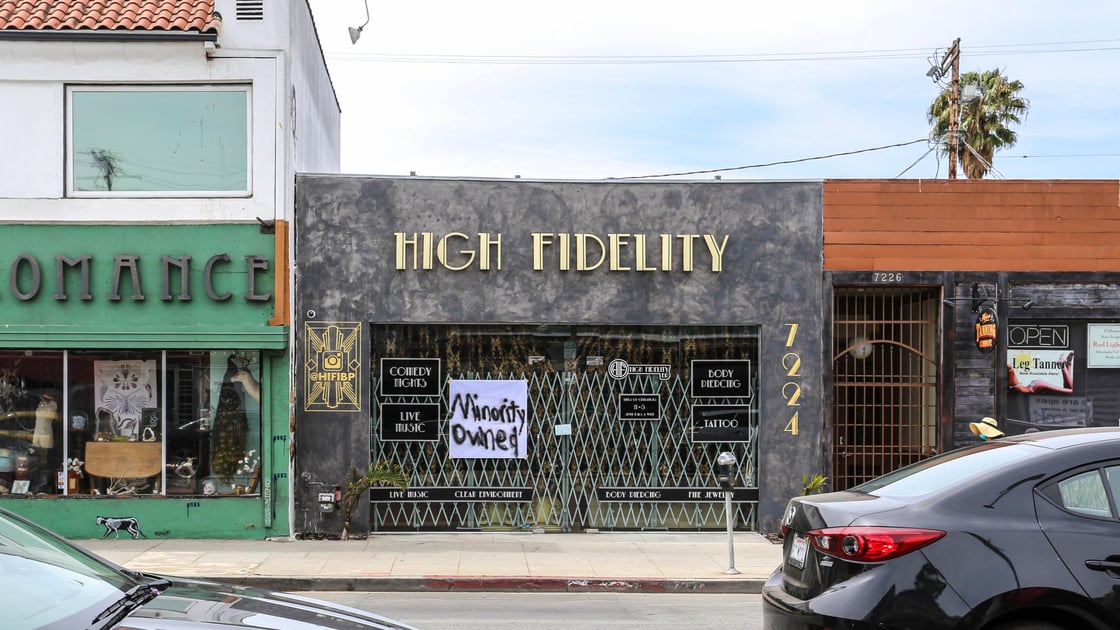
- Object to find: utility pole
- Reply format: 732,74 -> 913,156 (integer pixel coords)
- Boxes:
941,39 -> 961,180
927,39 -> 962,179
947,38 -> 961,179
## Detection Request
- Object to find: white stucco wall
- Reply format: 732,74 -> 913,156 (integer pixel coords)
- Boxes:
290,1 -> 342,175
0,0 -> 340,224
0,40 -> 278,222
0,80 -> 64,198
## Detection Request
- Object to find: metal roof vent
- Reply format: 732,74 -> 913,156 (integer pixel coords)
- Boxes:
236,0 -> 264,20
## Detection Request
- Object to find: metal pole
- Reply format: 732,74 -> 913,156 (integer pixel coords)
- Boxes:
724,490 -> 739,574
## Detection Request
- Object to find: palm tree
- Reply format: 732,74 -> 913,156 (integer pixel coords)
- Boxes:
928,69 -> 1029,179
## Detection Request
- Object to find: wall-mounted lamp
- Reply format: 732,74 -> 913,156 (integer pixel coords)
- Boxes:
941,291 -> 993,312
848,336 -> 873,360
348,0 -> 370,44
971,283 -> 985,312
1020,300 -> 1033,310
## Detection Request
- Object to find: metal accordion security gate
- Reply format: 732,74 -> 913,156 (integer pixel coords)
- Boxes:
369,324 -> 760,532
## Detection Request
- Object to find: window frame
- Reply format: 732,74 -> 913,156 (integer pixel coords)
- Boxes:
65,84 -> 253,198
0,349 -> 263,498
1039,463 -> 1120,521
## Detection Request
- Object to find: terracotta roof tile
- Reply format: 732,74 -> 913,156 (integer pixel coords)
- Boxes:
0,0 -> 219,33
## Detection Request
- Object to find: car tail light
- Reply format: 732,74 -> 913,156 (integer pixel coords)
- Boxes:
806,527 -> 945,563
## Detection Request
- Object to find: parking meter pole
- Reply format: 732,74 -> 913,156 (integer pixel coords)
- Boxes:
724,489 -> 739,574
716,451 -> 740,575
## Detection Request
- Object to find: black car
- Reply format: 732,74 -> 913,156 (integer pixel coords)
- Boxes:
763,427 -> 1120,630
0,506 -> 416,629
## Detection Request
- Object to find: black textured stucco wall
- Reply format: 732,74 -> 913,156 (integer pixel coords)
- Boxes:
294,175 -> 825,535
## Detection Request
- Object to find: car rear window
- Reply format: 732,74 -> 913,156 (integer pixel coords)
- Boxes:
851,442 -> 1037,498
1056,470 -> 1113,518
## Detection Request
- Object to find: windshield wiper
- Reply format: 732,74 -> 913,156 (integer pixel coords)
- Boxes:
92,582 -> 163,626
123,568 -> 173,591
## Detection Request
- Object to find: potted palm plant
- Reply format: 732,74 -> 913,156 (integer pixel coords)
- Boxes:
340,461 -> 408,540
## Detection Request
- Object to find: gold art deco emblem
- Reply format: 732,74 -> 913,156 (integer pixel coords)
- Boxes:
304,322 -> 362,412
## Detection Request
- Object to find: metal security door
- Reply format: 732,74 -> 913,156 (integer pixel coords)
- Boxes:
832,287 -> 940,490
371,324 -> 759,532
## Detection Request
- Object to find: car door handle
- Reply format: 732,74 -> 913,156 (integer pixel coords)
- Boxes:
1085,559 -> 1120,572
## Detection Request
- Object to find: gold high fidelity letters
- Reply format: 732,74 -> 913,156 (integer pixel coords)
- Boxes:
395,232 -> 502,271
395,232 -> 728,272
531,232 -> 728,272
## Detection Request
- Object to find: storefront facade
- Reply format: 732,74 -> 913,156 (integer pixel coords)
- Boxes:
823,179 -> 1120,490
0,223 -> 291,538
294,175 -> 825,536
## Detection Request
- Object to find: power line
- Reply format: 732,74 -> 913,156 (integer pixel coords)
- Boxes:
1006,153 -> 1120,159
327,39 -> 1120,65
330,51 -> 933,64
605,139 -> 929,180
894,146 -> 937,178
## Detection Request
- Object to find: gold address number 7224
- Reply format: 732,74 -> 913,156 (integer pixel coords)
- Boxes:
782,323 -> 801,435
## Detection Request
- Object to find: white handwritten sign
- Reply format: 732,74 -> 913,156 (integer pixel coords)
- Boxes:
448,379 -> 529,459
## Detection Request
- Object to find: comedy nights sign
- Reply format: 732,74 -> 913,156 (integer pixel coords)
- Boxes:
448,380 -> 529,459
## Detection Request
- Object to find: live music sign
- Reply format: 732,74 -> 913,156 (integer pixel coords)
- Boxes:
380,403 -> 440,441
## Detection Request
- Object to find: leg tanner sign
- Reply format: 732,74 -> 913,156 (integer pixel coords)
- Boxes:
448,379 -> 529,458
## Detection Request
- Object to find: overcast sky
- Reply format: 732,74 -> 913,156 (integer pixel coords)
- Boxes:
305,1 -> 1120,181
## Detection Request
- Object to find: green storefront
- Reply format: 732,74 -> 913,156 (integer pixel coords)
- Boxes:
0,223 -> 290,539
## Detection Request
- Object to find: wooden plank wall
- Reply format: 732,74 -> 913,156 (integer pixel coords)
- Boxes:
824,180 -> 1120,271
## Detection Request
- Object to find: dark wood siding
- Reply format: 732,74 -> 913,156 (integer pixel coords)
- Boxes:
824,180 -> 1120,272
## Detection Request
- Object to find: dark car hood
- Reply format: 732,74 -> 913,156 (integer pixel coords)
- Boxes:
116,576 -> 415,630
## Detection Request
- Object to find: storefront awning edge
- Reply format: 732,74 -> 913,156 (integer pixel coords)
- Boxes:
0,326 -> 288,349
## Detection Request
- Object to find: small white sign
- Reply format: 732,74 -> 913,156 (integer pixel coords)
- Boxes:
555,423 -> 572,436
1088,324 -> 1120,368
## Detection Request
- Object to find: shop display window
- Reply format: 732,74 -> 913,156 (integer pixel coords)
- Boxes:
0,350 -> 261,498
0,352 -> 64,496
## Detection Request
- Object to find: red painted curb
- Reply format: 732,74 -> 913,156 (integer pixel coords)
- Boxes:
209,575 -> 764,594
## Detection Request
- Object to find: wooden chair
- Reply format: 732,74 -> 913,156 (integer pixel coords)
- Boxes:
84,442 -> 162,494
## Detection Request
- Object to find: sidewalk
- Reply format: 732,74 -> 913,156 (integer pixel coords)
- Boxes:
80,530 -> 783,594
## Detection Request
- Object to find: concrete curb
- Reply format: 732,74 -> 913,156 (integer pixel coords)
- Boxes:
208,575 -> 765,594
